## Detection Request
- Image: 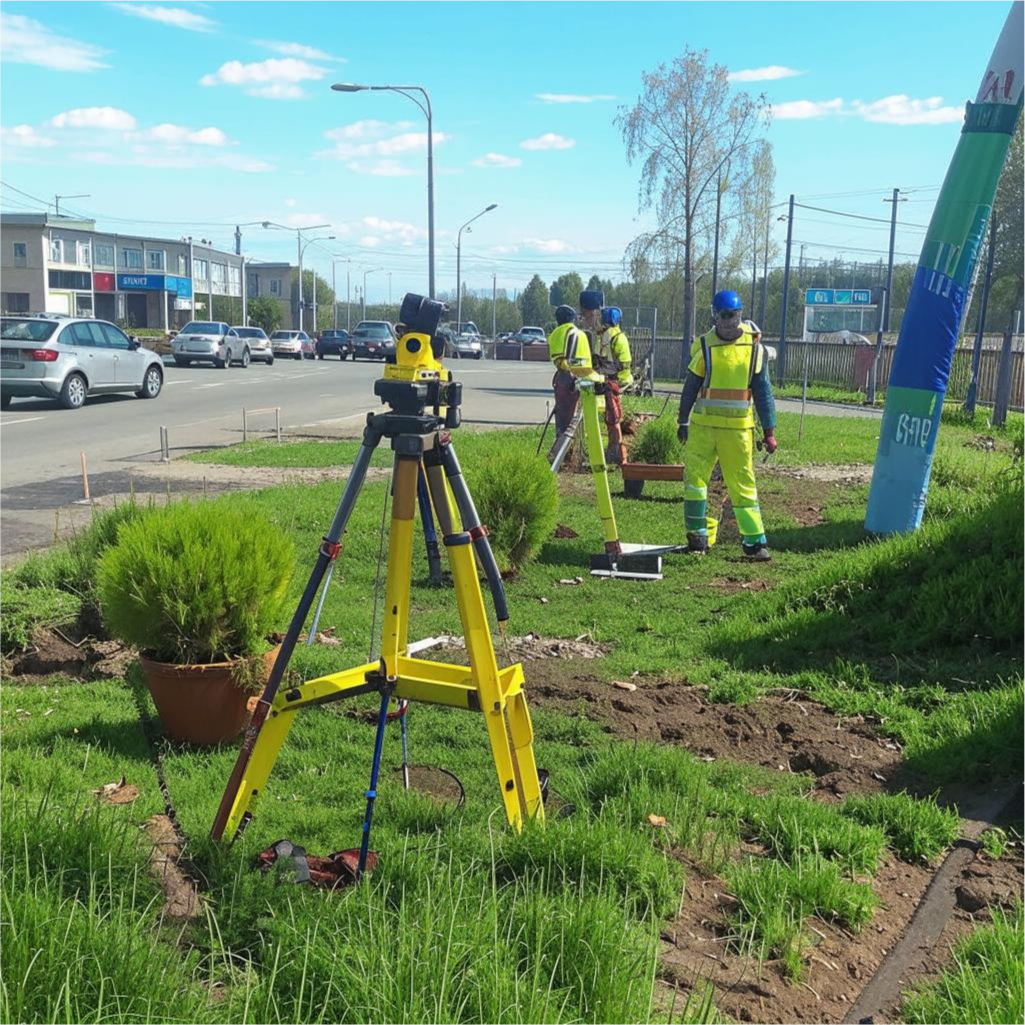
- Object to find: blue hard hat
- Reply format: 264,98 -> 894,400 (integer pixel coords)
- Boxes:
601,307 -> 622,327
555,304 -> 576,325
712,290 -> 743,313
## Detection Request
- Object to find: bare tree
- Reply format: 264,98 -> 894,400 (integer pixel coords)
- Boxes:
617,48 -> 768,354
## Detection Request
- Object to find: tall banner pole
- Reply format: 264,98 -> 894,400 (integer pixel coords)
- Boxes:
865,1 -> 1023,534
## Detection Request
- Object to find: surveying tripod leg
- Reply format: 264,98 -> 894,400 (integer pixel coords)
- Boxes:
506,691 -> 544,823
581,388 -> 620,550
417,462 -> 443,587
381,454 -> 418,673
358,685 -> 393,879
212,422 -> 383,842
548,408 -> 582,472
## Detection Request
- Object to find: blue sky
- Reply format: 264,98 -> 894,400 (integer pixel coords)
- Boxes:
0,2 -> 1012,302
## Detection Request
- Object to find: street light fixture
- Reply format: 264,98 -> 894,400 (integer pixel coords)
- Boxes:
456,204 -> 497,334
362,266 -> 382,321
261,221 -> 330,331
332,82 -> 435,298
300,235 -> 335,331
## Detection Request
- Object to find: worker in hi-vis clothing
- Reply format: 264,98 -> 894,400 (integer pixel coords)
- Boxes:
594,306 -> 633,465
677,290 -> 777,561
547,304 -> 600,458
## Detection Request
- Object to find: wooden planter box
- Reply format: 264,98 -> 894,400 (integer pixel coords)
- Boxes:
621,461 -> 684,498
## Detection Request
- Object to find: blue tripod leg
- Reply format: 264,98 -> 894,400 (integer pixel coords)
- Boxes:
358,686 -> 392,880
399,701 -> 410,789
418,463 -> 443,587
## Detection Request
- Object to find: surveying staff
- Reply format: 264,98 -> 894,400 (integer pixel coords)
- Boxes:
677,290 -> 777,561
595,306 -> 633,464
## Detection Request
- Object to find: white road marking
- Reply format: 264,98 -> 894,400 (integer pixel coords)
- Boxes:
0,416 -> 47,426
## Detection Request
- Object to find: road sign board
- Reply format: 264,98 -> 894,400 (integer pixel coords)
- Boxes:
834,289 -> 853,305
805,288 -> 834,305
805,287 -> 874,306
852,289 -> 872,304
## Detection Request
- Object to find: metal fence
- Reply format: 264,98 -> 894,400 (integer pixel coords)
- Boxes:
650,336 -> 1024,412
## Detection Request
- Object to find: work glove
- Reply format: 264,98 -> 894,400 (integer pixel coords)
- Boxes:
577,378 -> 595,393
677,423 -> 688,444
762,429 -> 777,455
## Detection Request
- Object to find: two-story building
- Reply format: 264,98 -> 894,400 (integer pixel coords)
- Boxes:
246,261 -> 298,330
0,213 -> 245,329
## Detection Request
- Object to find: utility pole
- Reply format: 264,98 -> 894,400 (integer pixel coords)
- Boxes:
388,271 -> 392,305
235,225 -> 242,256
346,263 -> 351,332
759,213 -> 770,327
778,194 -> 795,380
964,216 -> 998,413
750,239 -> 758,318
54,193 -> 89,216
882,188 -> 904,332
491,273 -> 497,340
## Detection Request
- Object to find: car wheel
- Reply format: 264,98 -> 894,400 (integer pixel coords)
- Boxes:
137,364 -> 163,399
59,372 -> 87,410
475,352 -> 483,359
317,352 -> 324,360
267,355 -> 275,366
295,353 -> 302,361
1,394 -> 11,409
240,348 -> 251,368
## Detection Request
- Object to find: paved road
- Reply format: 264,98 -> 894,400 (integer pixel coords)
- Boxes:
1,357 -> 556,555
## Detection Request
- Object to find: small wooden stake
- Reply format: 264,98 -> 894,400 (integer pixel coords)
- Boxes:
80,452 -> 90,502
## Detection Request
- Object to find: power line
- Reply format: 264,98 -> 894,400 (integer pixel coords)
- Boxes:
795,202 -> 928,229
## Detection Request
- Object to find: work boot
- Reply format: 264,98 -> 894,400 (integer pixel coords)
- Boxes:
685,532 -> 708,555
742,541 -> 772,562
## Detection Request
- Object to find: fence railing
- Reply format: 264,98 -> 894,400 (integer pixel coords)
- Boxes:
649,336 -> 1023,412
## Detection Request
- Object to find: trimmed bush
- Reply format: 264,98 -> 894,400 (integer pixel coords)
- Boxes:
466,442 -> 558,573
0,576 -> 81,653
97,501 -> 293,664
630,415 -> 685,465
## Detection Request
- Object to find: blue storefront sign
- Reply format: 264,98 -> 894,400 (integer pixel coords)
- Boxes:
805,287 -> 874,306
805,288 -> 834,305
115,274 -> 194,296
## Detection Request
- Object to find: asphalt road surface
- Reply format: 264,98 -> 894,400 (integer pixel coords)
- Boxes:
0,356 -> 557,555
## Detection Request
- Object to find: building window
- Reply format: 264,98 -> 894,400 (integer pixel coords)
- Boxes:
2,292 -> 31,313
94,243 -> 115,268
147,250 -> 165,271
50,237 -> 64,263
178,254 -> 187,275
77,242 -> 92,267
270,278 -> 281,295
13,242 -> 27,268
229,265 -> 241,295
195,258 -> 209,281
48,270 -> 92,290
122,248 -> 144,270
211,262 -> 227,285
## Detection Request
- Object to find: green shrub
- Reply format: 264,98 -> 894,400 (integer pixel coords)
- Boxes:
12,501 -> 144,606
465,441 -> 558,572
0,575 -> 81,653
97,502 -> 293,664
630,415 -> 685,465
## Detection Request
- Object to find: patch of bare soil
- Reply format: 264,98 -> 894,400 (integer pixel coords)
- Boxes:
437,632 -> 609,663
144,814 -> 203,920
7,626 -> 135,682
525,668 -> 907,798
768,463 -> 872,485
391,765 -> 465,808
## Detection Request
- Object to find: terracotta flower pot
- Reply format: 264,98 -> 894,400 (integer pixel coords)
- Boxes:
139,645 -> 280,746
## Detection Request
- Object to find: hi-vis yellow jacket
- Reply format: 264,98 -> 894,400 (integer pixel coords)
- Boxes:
548,323 -> 601,381
687,323 -> 764,430
599,326 -> 633,386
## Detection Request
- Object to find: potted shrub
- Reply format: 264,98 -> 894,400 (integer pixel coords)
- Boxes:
97,501 -> 293,745
622,415 -> 686,497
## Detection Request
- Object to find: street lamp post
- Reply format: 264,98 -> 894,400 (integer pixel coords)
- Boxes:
332,82 -> 435,297
261,221 -> 330,331
362,267 -> 382,320
456,204 -> 497,333
298,235 -> 335,333
330,257 -> 351,330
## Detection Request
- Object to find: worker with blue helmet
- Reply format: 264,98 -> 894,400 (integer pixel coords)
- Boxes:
594,305 -> 633,464
677,289 -> 778,561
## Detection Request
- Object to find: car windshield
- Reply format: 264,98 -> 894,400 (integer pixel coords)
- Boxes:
1,318 -> 59,342
234,327 -> 267,338
181,322 -> 224,335
356,324 -> 392,338
271,332 -> 297,339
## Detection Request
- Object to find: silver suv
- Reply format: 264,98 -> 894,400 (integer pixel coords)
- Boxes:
1,316 -> 164,410
172,321 -> 250,368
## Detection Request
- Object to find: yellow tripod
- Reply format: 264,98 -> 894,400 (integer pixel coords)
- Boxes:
211,296 -> 544,868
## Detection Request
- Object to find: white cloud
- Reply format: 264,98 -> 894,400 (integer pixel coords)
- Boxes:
472,152 -> 522,168
728,66 -> 804,83
363,216 -> 424,243
0,124 -> 57,148
772,98 -> 844,120
851,94 -> 964,125
522,238 -> 573,254
520,133 -> 575,151
346,160 -> 417,177
50,106 -> 137,130
325,119 -> 414,141
255,39 -> 346,62
360,236 -> 382,247
324,131 -> 441,159
535,93 -> 616,104
200,58 -> 329,99
0,13 -> 108,71
284,198 -> 298,208
110,4 -> 215,32
138,123 -> 230,146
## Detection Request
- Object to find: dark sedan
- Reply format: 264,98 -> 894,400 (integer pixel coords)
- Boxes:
316,329 -> 351,360
350,321 -> 396,360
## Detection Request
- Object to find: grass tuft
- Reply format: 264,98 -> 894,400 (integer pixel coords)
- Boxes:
840,793 -> 961,863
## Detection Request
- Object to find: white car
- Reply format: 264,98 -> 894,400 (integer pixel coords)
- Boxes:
231,326 -> 274,365
270,330 -> 311,361
1,315 -> 163,410
172,321 -> 250,368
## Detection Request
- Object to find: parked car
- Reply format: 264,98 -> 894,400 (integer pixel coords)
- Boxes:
316,329 -> 351,360
172,321 -> 250,368
231,326 -> 274,364
270,330 -> 311,361
1,315 -> 164,410
350,321 -> 397,360
513,326 -> 547,345
495,332 -> 515,343
446,321 -> 484,360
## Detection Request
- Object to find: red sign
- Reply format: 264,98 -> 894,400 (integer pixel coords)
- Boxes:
94,272 -> 115,292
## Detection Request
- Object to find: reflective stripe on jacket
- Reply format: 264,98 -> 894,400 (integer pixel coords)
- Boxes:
548,323 -> 598,379
688,324 -> 763,429
600,326 -> 633,385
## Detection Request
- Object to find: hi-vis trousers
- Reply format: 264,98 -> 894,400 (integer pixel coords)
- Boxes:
684,424 -> 766,544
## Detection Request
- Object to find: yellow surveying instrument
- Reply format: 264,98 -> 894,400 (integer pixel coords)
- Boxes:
211,294 -> 544,872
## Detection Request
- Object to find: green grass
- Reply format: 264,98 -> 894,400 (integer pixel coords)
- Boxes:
901,904 -> 1024,1025
840,793 -> 962,863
